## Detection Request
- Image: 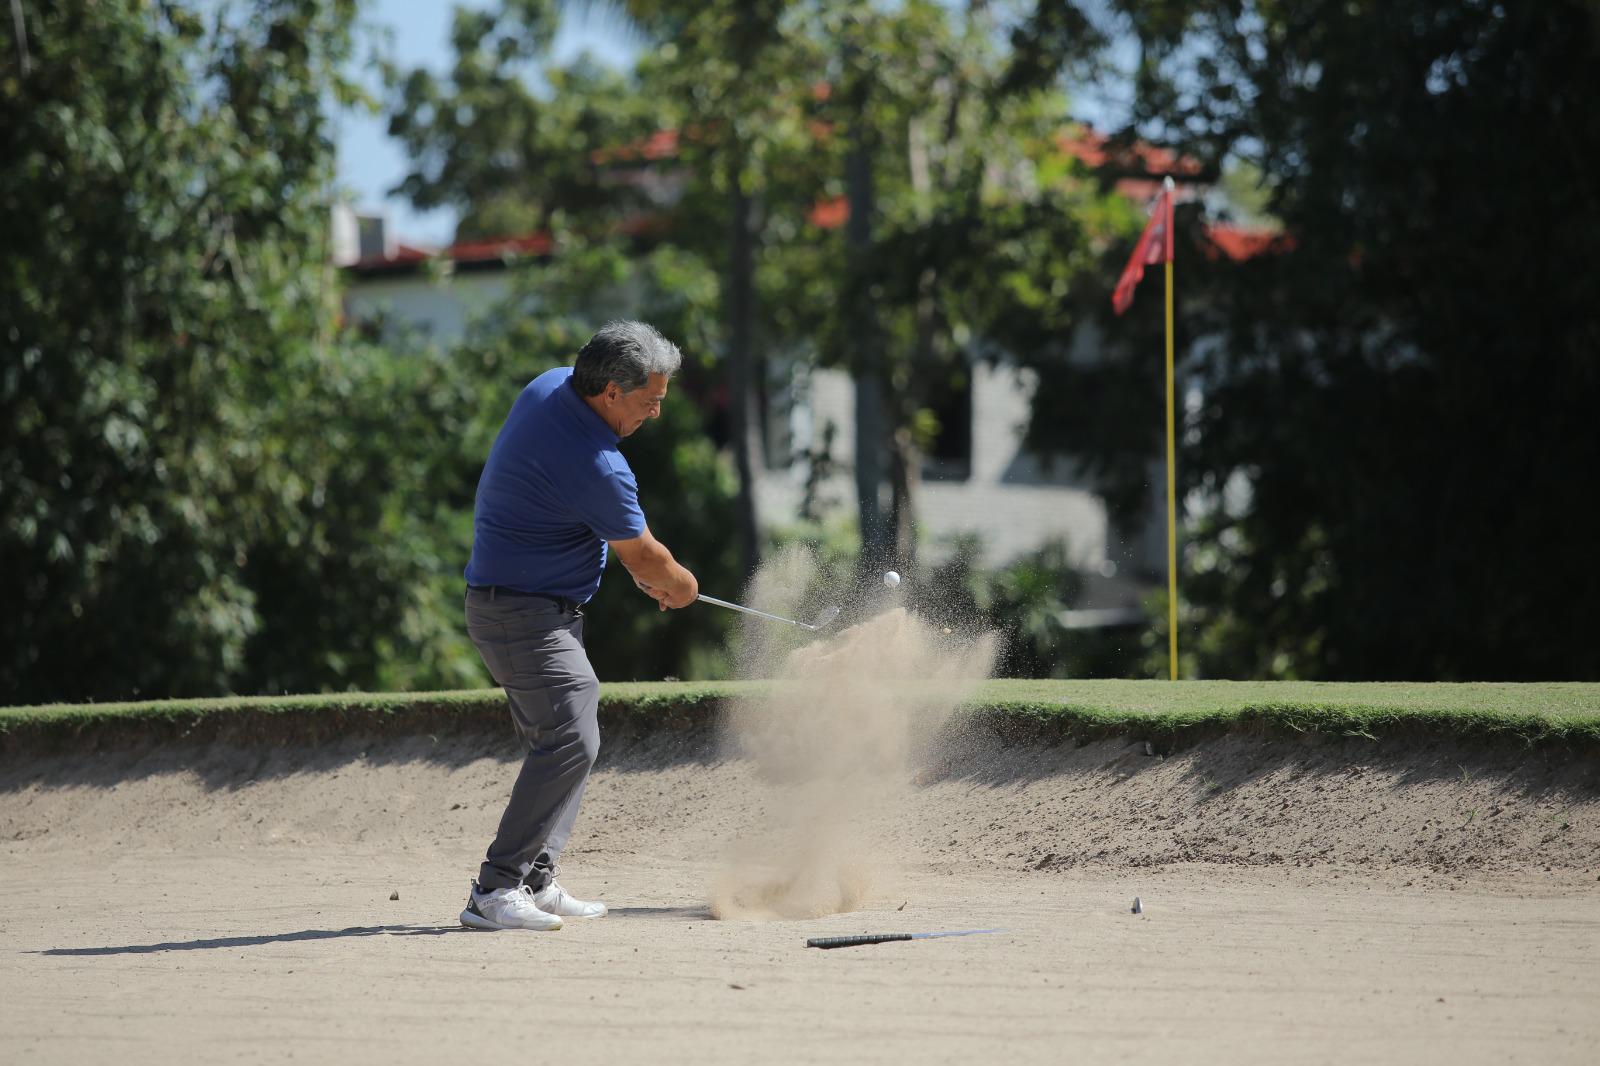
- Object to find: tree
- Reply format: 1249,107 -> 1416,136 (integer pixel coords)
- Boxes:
384,2 -> 823,588
383,1 -> 666,241
1022,0 -> 1600,679
812,1 -> 1119,572
610,1 -> 1123,580
0,1 -> 486,701
385,2 -> 1128,584
613,1 -> 827,585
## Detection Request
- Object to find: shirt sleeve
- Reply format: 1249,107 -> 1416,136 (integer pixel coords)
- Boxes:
570,453 -> 647,541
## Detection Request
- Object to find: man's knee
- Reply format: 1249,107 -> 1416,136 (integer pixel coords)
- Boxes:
536,672 -> 599,767
573,673 -> 601,767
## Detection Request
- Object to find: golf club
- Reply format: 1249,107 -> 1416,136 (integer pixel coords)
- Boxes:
697,594 -> 840,632
806,928 -> 1006,949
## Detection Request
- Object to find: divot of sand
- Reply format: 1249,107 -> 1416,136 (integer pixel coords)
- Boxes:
710,548 -> 998,920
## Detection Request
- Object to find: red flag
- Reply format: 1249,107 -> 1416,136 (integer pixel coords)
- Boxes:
1111,184 -> 1175,315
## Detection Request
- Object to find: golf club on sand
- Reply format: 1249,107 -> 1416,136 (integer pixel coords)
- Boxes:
697,594 -> 841,632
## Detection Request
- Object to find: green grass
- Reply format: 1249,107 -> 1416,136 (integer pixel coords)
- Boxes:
967,680 -> 1600,748
0,683 -> 746,755
3,680 -> 1598,755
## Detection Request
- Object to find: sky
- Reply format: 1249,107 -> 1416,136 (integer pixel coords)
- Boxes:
333,0 -> 637,247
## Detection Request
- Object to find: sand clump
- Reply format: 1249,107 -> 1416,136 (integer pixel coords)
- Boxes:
709,550 -> 998,920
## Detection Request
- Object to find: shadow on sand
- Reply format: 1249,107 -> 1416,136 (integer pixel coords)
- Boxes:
34,904 -> 713,956
33,924 -> 465,956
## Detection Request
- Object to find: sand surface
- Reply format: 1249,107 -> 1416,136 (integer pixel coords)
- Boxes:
3,725 -> 1598,1064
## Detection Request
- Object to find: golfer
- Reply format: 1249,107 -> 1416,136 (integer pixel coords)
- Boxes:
458,320 -> 698,931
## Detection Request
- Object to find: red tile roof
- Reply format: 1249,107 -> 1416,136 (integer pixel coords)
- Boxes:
807,195 -> 850,229
1059,128 -> 1207,179
346,233 -> 554,275
349,126 -> 1284,274
1205,224 -> 1293,261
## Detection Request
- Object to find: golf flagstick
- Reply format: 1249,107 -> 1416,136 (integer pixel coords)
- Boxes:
1111,174 -> 1181,680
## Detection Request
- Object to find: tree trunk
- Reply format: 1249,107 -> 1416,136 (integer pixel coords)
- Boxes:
888,424 -> 920,569
890,264 -> 937,571
726,175 -> 761,584
847,123 -> 887,570
887,115 -> 941,573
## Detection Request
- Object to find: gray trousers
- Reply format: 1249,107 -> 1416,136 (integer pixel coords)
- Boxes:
464,586 -> 600,892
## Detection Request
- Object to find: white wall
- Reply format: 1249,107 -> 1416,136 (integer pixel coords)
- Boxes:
756,363 -> 1164,577
343,272 -> 512,343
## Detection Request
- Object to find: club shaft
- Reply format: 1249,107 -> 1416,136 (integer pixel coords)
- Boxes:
696,594 -> 815,630
806,929 -> 1003,949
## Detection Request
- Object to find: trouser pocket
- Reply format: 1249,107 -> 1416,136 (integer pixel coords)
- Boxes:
465,616 -> 511,684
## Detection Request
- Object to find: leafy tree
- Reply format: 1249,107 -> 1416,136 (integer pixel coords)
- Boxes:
383,1 -> 667,241
620,0 -> 831,585
0,1 -> 481,701
613,1 -> 1125,579
383,2 -> 809,589
808,2 -> 1126,573
384,2 -> 1128,587
1022,0 -> 1600,679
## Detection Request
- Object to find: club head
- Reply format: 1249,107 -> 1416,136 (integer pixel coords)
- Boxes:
807,605 -> 842,631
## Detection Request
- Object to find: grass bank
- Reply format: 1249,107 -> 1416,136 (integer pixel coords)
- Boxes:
3,680 -> 1598,758
970,679 -> 1600,749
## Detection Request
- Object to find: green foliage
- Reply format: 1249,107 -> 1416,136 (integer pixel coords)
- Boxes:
384,1 -> 1131,572
0,1 -> 732,703
757,522 -> 1145,678
236,341 -> 489,694
21,0 -> 1588,699
0,1 -> 530,702
917,535 -> 1144,678
0,0 -> 416,703
1021,0 -> 1600,680
383,3 -> 666,240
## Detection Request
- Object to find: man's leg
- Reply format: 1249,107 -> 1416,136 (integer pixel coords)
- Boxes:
465,592 -> 600,892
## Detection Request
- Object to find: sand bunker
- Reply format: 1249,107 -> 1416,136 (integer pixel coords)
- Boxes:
4,730 -> 1598,1066
710,549 -> 998,919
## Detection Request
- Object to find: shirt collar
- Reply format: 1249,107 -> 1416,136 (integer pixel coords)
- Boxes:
558,370 -> 620,443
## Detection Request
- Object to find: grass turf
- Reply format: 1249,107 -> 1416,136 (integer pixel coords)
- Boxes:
970,679 -> 1600,748
3,680 -> 1599,756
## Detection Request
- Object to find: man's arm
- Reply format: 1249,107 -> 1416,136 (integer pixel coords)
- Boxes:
609,527 -> 698,609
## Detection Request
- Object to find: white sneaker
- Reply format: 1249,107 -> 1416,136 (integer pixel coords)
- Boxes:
530,881 -> 607,918
460,882 -> 563,931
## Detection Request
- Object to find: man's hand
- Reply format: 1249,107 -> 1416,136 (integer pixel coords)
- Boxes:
610,527 -> 698,610
632,574 -> 672,610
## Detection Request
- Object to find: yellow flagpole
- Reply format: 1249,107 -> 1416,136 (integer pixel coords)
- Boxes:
1163,256 -> 1178,680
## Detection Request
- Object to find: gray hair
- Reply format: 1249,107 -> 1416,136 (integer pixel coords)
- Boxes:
571,320 -> 683,397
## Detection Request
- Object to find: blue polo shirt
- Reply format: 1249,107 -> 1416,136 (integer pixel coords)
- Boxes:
464,367 -> 647,602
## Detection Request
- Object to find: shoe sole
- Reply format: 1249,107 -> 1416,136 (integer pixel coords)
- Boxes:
459,908 -> 562,932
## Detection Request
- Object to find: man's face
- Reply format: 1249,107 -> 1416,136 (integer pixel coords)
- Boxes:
605,373 -> 669,438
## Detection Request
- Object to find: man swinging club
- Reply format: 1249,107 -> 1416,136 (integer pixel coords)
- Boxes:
459,320 -> 699,931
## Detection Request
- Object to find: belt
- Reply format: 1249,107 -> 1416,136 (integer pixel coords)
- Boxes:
468,585 -> 581,613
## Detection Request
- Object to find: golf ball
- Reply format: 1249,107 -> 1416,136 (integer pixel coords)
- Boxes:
883,571 -> 901,588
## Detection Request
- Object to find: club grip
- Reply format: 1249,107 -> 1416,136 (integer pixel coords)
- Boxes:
805,933 -> 913,950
